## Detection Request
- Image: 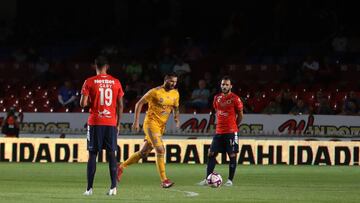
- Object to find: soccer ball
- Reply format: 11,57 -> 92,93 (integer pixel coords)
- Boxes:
206,172 -> 223,188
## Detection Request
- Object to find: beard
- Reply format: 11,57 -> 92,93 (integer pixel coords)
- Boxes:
165,83 -> 174,90
222,88 -> 230,94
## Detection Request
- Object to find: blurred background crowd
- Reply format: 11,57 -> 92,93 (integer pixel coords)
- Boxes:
0,0 -> 359,115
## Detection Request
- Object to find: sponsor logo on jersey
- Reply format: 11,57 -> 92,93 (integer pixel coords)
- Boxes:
218,110 -> 229,116
94,79 -> 115,84
98,109 -> 112,118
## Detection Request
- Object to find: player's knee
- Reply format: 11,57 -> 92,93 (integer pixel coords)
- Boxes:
155,147 -> 165,155
229,153 -> 236,158
208,151 -> 216,157
156,149 -> 165,155
140,151 -> 149,158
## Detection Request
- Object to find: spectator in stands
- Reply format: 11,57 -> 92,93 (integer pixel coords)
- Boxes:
101,44 -> 119,58
301,55 -> 320,84
240,98 -> 253,113
332,31 -> 348,53
123,84 -> 138,111
1,107 -> 20,138
204,71 -> 217,95
340,101 -> 358,115
12,48 -> 28,63
289,99 -> 309,115
182,37 -> 203,62
186,79 -> 210,111
280,91 -> 295,114
262,98 -> 282,114
158,55 -> 175,77
34,57 -> 50,81
158,36 -> 176,57
347,91 -> 360,108
58,80 -> 77,110
340,91 -> 360,115
125,58 -> 143,77
173,57 -> 191,78
177,72 -> 192,106
128,74 -> 143,98
141,74 -> 155,95
316,96 -> 334,115
247,91 -> 268,113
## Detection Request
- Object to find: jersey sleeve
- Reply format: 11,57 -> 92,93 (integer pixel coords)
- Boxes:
174,91 -> 180,107
213,95 -> 218,109
81,80 -> 90,96
234,96 -> 243,111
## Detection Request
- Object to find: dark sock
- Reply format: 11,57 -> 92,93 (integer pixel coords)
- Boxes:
87,151 -> 97,190
107,151 -> 117,189
206,155 -> 216,178
228,156 -> 237,181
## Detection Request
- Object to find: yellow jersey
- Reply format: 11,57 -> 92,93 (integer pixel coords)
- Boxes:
143,86 -> 179,126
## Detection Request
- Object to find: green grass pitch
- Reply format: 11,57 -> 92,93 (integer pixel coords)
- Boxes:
0,163 -> 359,203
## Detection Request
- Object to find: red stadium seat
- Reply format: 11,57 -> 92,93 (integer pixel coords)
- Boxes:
20,106 -> 36,112
20,100 -> 36,112
266,90 -> 282,100
3,96 -> 18,108
279,83 -> 292,92
295,83 -> 308,93
321,91 -> 333,100
263,82 -> 280,92
34,89 -> 49,99
330,100 -> 342,114
310,83 -> 324,92
197,108 -> 211,114
56,106 -> 70,112
184,107 -> 197,114
333,92 -> 347,103
36,105 -> 54,112
72,107 -> 85,112
19,86 -> 32,98
300,92 -> 316,106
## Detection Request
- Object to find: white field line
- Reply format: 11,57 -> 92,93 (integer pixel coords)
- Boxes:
168,189 -> 199,197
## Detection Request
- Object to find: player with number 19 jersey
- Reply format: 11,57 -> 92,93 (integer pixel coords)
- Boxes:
81,74 -> 124,126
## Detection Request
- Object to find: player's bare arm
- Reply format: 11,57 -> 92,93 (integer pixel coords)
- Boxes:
80,94 -> 89,107
236,109 -> 243,127
132,95 -> 148,131
173,106 -> 180,128
116,97 -> 124,133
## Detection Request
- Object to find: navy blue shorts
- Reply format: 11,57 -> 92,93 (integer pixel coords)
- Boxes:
87,125 -> 118,152
209,133 -> 239,154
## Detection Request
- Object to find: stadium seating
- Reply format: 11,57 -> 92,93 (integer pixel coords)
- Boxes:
0,60 -> 359,114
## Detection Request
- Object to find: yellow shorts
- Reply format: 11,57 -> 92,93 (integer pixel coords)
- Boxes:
143,122 -> 165,147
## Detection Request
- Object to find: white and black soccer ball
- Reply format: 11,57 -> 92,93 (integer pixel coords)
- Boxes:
206,172 -> 223,188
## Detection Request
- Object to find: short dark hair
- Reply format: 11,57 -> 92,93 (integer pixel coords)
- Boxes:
164,72 -> 178,80
95,56 -> 109,68
221,75 -> 232,83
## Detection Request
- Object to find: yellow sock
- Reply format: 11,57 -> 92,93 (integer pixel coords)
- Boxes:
121,151 -> 142,168
156,154 -> 167,181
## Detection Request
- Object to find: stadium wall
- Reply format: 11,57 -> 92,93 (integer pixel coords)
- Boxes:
0,138 -> 359,165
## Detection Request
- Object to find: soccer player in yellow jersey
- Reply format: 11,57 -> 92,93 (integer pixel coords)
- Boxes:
117,72 -> 180,188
